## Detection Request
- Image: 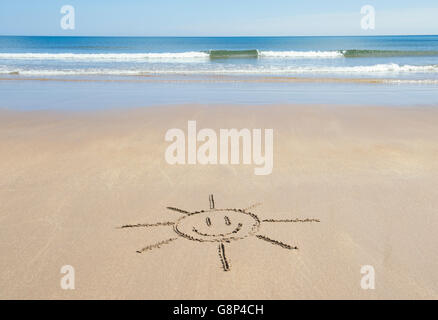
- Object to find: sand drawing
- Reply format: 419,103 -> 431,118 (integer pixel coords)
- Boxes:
119,194 -> 320,271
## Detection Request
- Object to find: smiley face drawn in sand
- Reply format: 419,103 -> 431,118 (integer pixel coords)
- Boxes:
119,194 -> 320,272
174,208 -> 260,242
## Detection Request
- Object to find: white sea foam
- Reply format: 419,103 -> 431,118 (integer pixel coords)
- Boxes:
0,52 -> 209,61
3,50 -> 438,62
383,79 -> 438,84
0,50 -> 344,61
285,63 -> 438,73
1,64 -> 438,76
259,50 -> 343,58
0,67 -> 145,76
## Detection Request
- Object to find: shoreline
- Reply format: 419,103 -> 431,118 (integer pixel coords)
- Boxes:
1,74 -> 438,85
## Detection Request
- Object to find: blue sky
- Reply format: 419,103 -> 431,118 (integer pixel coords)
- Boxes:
0,0 -> 437,36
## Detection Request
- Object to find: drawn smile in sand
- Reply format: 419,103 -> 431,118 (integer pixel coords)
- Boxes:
119,194 -> 320,271
191,221 -> 243,237
177,206 -> 259,241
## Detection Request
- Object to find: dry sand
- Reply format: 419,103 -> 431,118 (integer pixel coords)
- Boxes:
0,104 -> 437,299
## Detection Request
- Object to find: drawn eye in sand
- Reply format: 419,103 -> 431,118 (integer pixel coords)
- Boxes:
119,194 -> 320,271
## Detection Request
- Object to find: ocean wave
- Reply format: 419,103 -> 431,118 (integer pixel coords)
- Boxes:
209,50 -> 342,58
260,50 -> 343,58
1,63 -> 438,76
0,52 -> 209,61
2,49 -> 438,61
208,49 -> 260,58
0,50 -> 342,60
342,49 -> 438,57
291,63 -> 438,73
0,50 -> 347,61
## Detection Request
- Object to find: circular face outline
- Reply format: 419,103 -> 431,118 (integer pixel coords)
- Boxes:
173,209 -> 261,243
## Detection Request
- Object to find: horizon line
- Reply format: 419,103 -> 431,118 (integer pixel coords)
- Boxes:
1,34 -> 438,38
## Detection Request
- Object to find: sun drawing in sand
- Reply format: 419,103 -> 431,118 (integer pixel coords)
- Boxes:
119,194 -> 320,271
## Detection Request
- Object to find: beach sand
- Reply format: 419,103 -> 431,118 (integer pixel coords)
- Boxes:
0,104 -> 437,299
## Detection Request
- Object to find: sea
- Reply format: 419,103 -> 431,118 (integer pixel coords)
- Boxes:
1,35 -> 438,109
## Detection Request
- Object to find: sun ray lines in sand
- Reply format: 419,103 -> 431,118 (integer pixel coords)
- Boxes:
136,237 -> 179,254
262,218 -> 321,223
218,242 -> 231,272
255,234 -> 298,250
166,207 -> 191,215
118,222 -> 175,229
209,194 -> 215,209
120,194 -> 319,271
